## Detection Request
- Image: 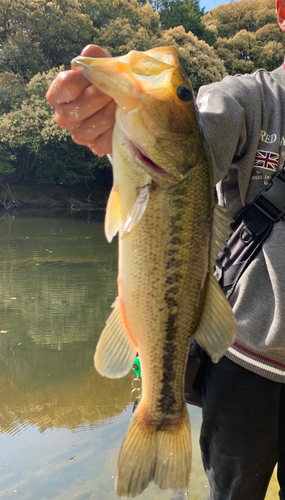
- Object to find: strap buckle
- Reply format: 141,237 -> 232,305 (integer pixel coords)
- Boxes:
254,169 -> 285,221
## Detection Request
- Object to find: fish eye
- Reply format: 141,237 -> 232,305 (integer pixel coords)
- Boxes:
177,85 -> 193,102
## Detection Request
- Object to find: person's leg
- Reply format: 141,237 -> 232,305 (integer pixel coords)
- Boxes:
200,356 -> 281,500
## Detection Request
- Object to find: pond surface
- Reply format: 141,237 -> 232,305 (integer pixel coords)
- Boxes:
0,212 -> 277,500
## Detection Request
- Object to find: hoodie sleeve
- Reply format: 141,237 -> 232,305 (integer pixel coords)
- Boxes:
197,75 -> 257,185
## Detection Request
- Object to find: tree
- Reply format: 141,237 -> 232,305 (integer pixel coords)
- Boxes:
0,0 -> 94,79
159,0 -> 215,45
86,0 -> 162,55
0,68 -> 67,180
0,72 -> 27,114
0,67 -> 108,184
202,0 -> 285,74
149,0 -> 164,10
0,145 -> 17,175
35,139 -> 109,186
161,26 -> 227,91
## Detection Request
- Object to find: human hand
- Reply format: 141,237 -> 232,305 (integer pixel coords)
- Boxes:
46,44 -> 116,156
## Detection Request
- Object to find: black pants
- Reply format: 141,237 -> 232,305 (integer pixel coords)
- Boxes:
200,356 -> 285,500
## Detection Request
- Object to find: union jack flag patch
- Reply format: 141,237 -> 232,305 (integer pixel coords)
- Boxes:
254,150 -> 279,171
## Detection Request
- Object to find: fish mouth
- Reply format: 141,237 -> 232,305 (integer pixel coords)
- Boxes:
130,142 -> 170,177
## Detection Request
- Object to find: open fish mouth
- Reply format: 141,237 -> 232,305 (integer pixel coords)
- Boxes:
130,142 -> 171,177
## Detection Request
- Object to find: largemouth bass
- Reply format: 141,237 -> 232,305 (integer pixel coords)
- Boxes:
71,46 -> 236,498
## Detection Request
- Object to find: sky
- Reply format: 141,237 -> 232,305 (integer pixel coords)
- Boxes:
200,0 -> 229,13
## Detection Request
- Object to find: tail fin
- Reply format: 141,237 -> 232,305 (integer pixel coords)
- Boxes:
116,404 -> 191,498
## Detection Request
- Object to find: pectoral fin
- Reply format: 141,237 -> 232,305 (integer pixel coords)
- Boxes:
94,298 -> 137,378
105,185 -> 121,243
210,204 -> 233,267
194,274 -> 236,363
195,203 -> 236,361
122,183 -> 151,239
195,205 -> 236,363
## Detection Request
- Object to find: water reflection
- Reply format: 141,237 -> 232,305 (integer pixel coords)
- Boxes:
0,213 -> 133,437
0,213 -> 276,499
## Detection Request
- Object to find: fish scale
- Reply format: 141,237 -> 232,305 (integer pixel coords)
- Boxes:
71,45 -> 236,498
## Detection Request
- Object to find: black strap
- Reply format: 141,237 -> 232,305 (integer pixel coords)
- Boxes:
254,169 -> 285,221
214,170 -> 285,299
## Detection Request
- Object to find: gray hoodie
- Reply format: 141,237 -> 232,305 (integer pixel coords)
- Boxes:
197,64 -> 285,382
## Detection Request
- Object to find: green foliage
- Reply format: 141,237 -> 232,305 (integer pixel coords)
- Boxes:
203,0 -> 277,38
0,64 -> 111,184
0,0 -> 94,78
0,145 -> 17,175
27,66 -> 65,98
159,0 -> 215,45
0,73 -> 27,114
0,68 -> 69,174
0,67 -> 68,180
161,26 -> 227,91
1,96 -> 63,153
89,0 -> 161,55
84,0 -> 160,33
203,0 -> 285,74
36,140 -> 99,186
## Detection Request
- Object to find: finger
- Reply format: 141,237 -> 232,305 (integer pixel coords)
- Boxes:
46,70 -> 92,108
87,128 -> 114,157
55,84 -> 113,128
80,44 -> 111,58
46,45 -> 111,108
70,100 -> 116,144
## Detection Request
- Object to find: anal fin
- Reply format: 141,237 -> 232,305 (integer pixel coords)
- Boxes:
94,298 -> 136,378
195,274 -> 236,363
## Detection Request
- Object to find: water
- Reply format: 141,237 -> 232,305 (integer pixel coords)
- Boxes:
0,213 -> 277,499
0,213 -> 207,500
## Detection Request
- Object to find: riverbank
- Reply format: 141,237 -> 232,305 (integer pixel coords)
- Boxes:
0,182 -> 110,213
